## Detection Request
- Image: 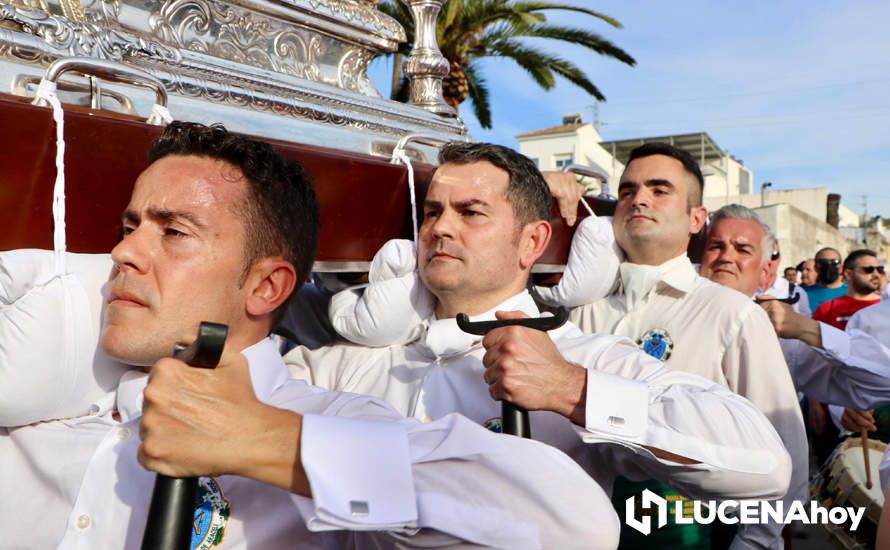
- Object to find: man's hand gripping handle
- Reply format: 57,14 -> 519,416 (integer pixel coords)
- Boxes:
456,308 -> 568,438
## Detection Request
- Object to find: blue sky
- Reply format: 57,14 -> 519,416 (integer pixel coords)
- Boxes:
369,2 -> 890,219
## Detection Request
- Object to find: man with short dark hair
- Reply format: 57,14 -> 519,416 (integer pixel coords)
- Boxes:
286,141 -> 792,523
813,249 -> 882,330
807,247 -> 847,311
784,267 -> 798,284
567,144 -> 807,549
0,123 -> 632,548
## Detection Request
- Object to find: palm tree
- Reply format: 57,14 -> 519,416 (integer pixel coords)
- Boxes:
379,1 -> 635,128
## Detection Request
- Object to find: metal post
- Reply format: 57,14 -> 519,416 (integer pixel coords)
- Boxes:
760,181 -> 772,207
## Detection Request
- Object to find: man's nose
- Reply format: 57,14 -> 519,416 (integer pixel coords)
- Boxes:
429,210 -> 457,239
110,228 -> 149,274
629,188 -> 651,209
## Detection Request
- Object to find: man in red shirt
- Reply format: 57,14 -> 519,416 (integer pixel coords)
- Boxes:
813,249 -> 883,330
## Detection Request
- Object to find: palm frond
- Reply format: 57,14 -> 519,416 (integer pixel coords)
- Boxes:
464,61 -> 492,128
509,24 -> 636,65
547,59 -> 606,101
511,2 -> 624,28
488,39 -> 560,89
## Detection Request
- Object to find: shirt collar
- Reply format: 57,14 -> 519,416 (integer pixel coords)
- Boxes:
658,254 -> 698,293
617,254 -> 697,304
115,337 -> 287,422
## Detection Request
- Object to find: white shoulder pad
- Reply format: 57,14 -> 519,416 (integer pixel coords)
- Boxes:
330,240 -> 433,347
0,250 -> 127,426
533,215 -> 622,307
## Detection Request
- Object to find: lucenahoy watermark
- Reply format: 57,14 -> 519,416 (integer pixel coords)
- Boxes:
625,489 -> 865,536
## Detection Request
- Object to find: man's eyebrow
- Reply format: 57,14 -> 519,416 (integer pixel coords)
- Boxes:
644,179 -> 675,189
422,198 -> 491,209
120,208 -> 206,228
618,179 -> 676,189
453,198 -> 490,209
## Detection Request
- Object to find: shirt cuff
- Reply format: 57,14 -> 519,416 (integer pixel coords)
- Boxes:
580,369 -> 648,441
819,322 -> 851,359
300,414 -> 418,531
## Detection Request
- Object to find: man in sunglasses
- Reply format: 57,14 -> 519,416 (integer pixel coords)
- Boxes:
806,248 -> 848,312
813,250 -> 887,454
812,249 -> 882,331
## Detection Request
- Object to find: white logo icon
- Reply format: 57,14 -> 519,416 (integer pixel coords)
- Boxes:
625,489 -> 668,535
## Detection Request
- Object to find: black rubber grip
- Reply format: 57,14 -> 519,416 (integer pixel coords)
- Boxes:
455,307 -> 569,336
141,322 -> 228,550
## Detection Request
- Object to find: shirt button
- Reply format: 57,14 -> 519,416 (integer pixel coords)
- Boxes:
117,427 -> 132,440
88,404 -> 100,416
76,514 -> 91,529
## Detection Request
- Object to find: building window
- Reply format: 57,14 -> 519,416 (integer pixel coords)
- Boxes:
738,167 -> 751,194
554,155 -> 573,169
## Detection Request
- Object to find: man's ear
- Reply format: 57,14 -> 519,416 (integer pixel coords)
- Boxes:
518,220 -> 552,270
243,257 -> 297,317
758,260 -> 773,291
689,205 -> 708,234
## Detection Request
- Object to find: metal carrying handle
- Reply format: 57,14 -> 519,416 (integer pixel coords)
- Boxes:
455,307 -> 569,439
142,322 -> 228,550
15,75 -> 137,113
754,293 -> 801,305
389,133 -> 458,164
562,163 -> 616,203
32,57 -> 169,125
456,307 -> 569,336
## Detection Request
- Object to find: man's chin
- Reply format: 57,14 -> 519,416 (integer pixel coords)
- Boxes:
100,327 -> 168,367
707,271 -> 738,285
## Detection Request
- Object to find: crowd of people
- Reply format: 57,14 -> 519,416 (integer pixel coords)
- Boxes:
2,121 -> 889,549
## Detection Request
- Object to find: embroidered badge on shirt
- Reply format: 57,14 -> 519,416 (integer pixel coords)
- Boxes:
191,477 -> 230,550
483,417 -> 503,433
636,328 -> 674,361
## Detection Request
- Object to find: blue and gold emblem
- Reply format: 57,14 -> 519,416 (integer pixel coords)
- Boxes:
636,328 -> 674,361
191,477 -> 230,550
483,417 -> 503,433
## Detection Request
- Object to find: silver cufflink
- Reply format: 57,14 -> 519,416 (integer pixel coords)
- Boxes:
607,416 -> 625,428
350,500 -> 369,517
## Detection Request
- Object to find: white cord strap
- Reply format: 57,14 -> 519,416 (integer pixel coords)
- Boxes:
391,149 -> 419,244
580,196 -> 595,217
35,78 -> 67,274
149,103 -> 173,125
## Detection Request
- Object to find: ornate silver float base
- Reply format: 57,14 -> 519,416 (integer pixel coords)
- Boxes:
0,0 -> 466,160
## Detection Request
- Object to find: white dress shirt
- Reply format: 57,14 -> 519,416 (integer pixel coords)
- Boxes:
0,338 -> 620,550
286,290 -> 791,503
569,255 -> 808,550
846,300 -> 890,343
781,322 -> 890,409
826,300 -> 890,454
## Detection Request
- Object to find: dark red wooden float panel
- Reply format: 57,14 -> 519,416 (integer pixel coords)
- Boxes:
0,92 -> 614,266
